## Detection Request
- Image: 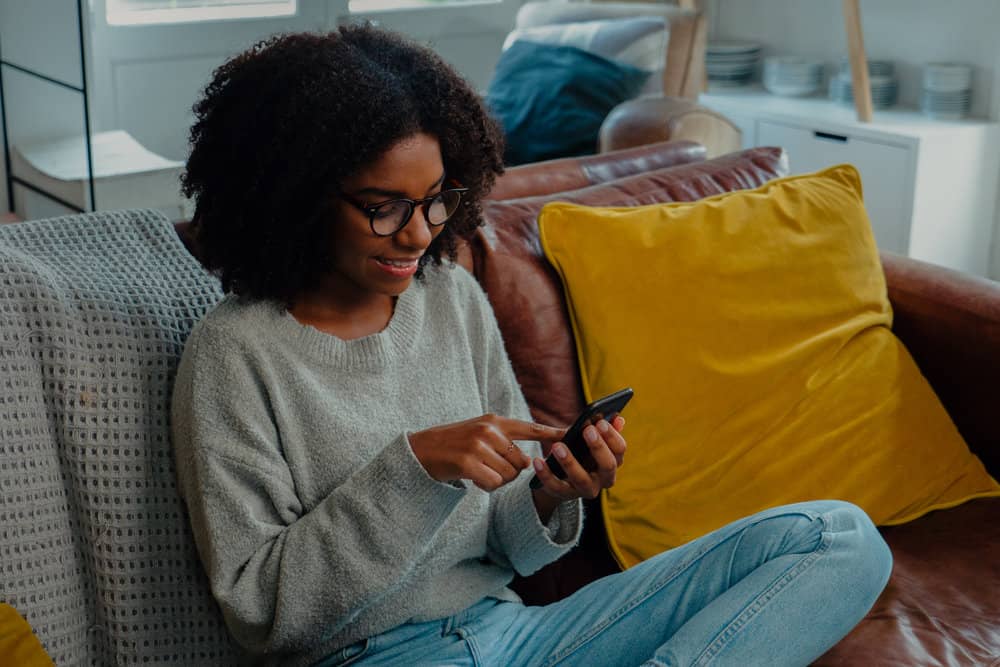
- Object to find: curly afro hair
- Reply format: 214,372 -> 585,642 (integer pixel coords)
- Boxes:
182,24 -> 505,305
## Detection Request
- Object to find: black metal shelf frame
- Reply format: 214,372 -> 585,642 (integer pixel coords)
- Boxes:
0,0 -> 94,214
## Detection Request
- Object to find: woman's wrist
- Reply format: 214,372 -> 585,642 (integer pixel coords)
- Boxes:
532,487 -> 565,524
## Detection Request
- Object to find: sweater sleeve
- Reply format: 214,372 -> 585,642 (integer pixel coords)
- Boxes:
170,325 -> 467,655
460,274 -> 583,575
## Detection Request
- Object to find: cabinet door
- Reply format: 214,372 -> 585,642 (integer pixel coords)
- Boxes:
757,120 -> 913,255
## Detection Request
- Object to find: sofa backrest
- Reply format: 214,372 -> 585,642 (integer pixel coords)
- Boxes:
487,140 -> 706,201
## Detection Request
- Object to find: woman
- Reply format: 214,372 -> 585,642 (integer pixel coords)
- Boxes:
171,25 -> 892,667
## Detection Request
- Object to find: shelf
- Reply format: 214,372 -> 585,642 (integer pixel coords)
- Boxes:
701,86 -> 996,142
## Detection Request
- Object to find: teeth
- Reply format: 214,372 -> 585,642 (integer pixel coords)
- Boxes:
379,258 -> 416,268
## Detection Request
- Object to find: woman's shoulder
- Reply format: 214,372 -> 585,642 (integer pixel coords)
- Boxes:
186,293 -> 283,353
419,261 -> 498,337
421,260 -> 486,304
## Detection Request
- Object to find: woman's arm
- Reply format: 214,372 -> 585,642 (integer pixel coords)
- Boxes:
457,272 -> 584,571
170,328 -> 466,655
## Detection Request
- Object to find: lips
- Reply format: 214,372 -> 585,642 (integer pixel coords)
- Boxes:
374,256 -> 420,278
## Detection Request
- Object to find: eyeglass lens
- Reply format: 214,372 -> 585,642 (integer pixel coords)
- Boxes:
370,190 -> 463,236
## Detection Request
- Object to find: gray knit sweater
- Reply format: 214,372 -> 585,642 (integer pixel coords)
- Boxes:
170,263 -> 582,666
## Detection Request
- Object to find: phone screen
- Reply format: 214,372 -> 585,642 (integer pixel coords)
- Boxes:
529,387 -> 633,489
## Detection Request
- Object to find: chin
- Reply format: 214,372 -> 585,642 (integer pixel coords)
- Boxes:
369,274 -> 416,297
383,280 -> 414,296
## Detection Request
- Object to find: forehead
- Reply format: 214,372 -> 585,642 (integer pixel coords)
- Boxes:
346,133 -> 444,193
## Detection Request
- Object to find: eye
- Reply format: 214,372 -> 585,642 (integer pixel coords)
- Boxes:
427,189 -> 463,224
371,200 -> 409,220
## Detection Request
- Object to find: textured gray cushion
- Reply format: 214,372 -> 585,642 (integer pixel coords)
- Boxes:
0,210 -> 236,664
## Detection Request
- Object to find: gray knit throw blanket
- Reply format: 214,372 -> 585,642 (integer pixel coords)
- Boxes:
0,210 -> 239,665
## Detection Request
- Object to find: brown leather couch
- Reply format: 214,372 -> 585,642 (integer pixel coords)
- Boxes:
173,140 -> 999,665
464,142 -> 1000,667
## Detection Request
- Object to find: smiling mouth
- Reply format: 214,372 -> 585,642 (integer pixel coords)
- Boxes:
375,257 -> 420,268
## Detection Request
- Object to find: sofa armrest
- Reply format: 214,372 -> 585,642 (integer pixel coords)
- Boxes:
599,96 -> 741,159
881,252 -> 1000,476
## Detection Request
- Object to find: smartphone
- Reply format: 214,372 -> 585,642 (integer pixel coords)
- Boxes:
529,387 -> 633,490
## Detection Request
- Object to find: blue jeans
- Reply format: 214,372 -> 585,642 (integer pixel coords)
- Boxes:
320,500 -> 892,667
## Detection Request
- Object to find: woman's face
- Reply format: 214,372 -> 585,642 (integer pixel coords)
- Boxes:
327,132 -> 448,301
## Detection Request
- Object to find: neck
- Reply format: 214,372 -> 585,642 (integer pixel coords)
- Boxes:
289,282 -> 397,340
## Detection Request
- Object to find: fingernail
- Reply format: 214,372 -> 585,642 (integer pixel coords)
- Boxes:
533,459 -> 545,472
555,444 -> 568,459
597,420 -> 609,433
584,426 -> 598,443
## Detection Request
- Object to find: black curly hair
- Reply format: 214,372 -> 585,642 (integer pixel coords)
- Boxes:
182,24 -> 505,305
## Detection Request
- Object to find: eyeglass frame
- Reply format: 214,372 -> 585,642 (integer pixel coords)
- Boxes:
338,182 -> 470,237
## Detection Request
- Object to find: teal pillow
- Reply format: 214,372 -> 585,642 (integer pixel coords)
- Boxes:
486,41 -> 649,166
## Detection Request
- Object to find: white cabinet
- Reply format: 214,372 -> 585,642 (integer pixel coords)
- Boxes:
755,120 -> 913,255
702,88 -> 1000,277
724,111 -> 757,151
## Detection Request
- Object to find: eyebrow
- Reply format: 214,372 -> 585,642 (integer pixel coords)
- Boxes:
351,172 -> 447,201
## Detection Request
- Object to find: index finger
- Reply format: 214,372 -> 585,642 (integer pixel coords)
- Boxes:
493,416 -> 566,442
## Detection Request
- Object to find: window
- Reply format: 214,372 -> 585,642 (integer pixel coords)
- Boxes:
106,0 -> 297,26
348,0 -> 496,13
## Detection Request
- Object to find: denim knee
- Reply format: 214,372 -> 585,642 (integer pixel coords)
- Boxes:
821,501 -> 893,604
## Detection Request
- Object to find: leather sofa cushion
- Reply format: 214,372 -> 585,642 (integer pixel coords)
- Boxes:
475,146 -> 789,428
815,497 -> 1000,666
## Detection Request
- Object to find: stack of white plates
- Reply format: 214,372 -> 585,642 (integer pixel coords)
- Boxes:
763,57 -> 824,97
829,71 -> 898,109
706,41 -> 761,87
839,59 -> 894,78
922,63 -> 972,120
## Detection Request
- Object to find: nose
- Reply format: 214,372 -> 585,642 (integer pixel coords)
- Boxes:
394,205 -> 434,250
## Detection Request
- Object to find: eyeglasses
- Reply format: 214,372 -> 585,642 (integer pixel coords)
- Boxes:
339,185 -> 469,237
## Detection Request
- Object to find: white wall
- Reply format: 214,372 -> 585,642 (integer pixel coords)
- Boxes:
706,0 -> 1000,278
87,0 -> 518,162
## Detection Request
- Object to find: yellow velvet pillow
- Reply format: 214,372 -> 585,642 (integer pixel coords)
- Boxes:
0,604 -> 54,667
538,164 -> 1000,569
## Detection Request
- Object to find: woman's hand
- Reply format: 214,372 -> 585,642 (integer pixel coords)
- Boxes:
531,416 -> 626,517
409,414 -> 566,491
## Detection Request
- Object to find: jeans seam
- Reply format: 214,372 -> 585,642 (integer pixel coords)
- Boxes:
318,637 -> 371,667
691,518 -> 833,666
460,628 -> 484,667
724,529 -> 749,588
542,507 -> 822,667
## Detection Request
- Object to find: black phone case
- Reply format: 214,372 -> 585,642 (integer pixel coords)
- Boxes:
529,387 -> 633,490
